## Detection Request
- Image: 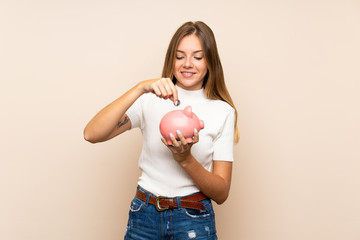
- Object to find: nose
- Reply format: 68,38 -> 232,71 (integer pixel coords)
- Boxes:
184,57 -> 193,68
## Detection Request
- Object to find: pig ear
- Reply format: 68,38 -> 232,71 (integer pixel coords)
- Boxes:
184,106 -> 193,118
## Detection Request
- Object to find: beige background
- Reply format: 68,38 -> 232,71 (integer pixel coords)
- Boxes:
1,0 -> 360,239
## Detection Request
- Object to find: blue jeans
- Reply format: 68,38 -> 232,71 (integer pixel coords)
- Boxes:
124,186 -> 218,240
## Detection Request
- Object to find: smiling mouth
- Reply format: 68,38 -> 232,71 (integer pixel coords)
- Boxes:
181,72 -> 195,77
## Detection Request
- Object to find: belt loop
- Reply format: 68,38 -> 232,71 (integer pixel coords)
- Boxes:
145,193 -> 151,206
176,197 -> 181,209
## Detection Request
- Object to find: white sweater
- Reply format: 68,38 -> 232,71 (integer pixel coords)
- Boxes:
126,86 -> 235,197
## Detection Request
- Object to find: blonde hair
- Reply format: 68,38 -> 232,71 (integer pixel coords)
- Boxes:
162,21 -> 239,143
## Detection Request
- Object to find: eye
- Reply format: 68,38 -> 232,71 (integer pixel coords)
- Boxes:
194,57 -> 203,60
176,56 -> 184,60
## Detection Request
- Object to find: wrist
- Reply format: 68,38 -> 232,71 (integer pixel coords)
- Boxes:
137,78 -> 158,94
134,81 -> 147,94
178,154 -> 195,168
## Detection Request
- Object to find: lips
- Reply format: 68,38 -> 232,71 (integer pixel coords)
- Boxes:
181,71 -> 195,78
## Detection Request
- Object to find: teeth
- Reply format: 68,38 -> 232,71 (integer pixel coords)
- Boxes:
183,72 -> 193,77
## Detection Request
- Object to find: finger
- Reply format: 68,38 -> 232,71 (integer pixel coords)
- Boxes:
165,78 -> 178,103
142,78 -> 158,93
161,137 -> 168,146
160,78 -> 174,99
151,82 -> 162,97
193,128 -> 199,143
157,80 -> 169,98
161,137 -> 176,151
176,130 -> 191,145
169,132 -> 180,147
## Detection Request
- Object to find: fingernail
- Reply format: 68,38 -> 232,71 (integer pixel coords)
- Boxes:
169,133 -> 174,138
194,128 -> 198,133
176,130 -> 181,135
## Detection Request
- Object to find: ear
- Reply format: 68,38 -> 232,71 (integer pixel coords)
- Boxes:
184,106 -> 193,118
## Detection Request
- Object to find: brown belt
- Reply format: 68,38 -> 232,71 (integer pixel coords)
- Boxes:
136,189 -> 208,211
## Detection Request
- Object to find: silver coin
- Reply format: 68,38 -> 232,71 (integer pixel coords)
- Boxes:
174,100 -> 181,106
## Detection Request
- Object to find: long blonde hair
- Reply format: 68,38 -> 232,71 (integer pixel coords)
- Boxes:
162,21 -> 239,143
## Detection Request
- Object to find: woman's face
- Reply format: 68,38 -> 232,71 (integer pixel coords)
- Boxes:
173,34 -> 208,91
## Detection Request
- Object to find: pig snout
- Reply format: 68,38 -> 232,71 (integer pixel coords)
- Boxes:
199,120 -> 204,130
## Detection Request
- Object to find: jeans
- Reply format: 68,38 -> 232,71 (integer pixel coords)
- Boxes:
124,186 -> 218,240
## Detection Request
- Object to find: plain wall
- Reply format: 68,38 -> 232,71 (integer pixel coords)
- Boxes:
1,0 -> 359,239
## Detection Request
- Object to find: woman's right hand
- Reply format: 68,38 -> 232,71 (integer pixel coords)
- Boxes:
141,78 -> 179,104
84,77 -> 179,143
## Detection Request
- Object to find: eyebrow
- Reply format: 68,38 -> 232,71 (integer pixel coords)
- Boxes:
176,50 -> 203,54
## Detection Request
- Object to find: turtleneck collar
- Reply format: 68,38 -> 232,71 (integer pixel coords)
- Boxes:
175,85 -> 207,104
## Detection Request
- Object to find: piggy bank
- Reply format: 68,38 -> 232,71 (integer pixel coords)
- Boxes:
160,105 -> 204,144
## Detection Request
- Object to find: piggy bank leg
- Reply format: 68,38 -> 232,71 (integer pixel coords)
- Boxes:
186,137 -> 193,143
167,139 -> 173,145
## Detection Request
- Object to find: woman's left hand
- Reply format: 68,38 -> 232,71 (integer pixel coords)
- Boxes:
162,128 -> 232,205
161,129 -> 199,163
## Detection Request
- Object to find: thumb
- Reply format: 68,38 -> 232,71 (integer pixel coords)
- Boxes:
169,96 -> 180,106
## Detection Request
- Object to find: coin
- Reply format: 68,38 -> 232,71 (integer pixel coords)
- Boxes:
174,100 -> 181,106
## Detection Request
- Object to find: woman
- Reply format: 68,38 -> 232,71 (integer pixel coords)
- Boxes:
84,21 -> 239,240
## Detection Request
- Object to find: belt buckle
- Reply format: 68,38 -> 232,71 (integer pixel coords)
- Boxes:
155,196 -> 169,211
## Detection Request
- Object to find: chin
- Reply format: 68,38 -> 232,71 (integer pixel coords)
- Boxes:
174,75 -> 203,89
178,82 -> 203,91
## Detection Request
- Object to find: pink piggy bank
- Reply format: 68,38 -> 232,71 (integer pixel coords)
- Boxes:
160,106 -> 204,145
